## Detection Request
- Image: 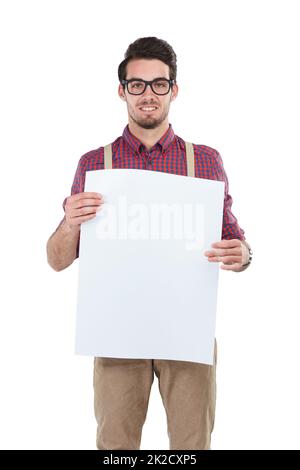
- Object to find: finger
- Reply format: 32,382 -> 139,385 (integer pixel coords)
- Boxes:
68,192 -> 103,203
204,248 -> 242,257
72,198 -> 104,209
208,256 -> 242,263
220,262 -> 241,270
68,213 -> 97,226
211,239 -> 241,249
70,205 -> 102,218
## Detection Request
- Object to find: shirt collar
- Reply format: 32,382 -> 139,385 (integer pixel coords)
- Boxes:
122,123 -> 175,154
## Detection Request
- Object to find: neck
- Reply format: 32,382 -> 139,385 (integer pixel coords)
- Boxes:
128,119 -> 170,151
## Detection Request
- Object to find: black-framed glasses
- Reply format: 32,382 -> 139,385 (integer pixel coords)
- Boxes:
121,78 -> 175,95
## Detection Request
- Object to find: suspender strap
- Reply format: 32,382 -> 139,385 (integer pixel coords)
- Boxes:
104,141 -> 195,177
103,144 -> 112,169
185,141 -> 195,177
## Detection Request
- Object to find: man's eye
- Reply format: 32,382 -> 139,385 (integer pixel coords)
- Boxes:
155,81 -> 167,88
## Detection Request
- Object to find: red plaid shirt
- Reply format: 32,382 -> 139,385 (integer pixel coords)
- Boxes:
63,124 -> 245,255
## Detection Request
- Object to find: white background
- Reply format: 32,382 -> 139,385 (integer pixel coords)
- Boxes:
0,0 -> 299,450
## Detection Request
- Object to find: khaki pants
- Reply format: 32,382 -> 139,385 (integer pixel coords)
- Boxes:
93,341 -> 217,450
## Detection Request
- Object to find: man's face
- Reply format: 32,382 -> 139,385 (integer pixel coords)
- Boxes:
118,58 -> 178,130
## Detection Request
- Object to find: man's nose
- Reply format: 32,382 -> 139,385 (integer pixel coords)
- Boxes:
142,82 -> 155,96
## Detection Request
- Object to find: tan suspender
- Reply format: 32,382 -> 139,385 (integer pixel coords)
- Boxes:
103,144 -> 113,169
103,141 -> 195,177
184,141 -> 195,177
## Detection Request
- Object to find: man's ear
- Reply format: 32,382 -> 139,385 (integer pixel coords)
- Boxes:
171,83 -> 179,102
118,84 -> 126,101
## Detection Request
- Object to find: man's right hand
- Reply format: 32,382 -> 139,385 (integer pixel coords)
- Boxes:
64,192 -> 103,230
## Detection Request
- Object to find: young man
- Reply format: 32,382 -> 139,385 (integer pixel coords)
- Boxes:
47,37 -> 252,450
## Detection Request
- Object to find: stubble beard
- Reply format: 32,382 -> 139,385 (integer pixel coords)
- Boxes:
129,102 -> 170,130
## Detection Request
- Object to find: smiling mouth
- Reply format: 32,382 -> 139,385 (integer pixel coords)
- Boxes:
139,106 -> 158,113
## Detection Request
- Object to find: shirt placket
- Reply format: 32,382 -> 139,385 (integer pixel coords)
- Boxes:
140,146 -> 160,170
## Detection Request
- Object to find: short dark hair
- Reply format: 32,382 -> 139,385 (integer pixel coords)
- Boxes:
118,37 -> 177,86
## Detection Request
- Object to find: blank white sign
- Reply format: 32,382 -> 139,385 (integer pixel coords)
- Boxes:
75,169 -> 224,364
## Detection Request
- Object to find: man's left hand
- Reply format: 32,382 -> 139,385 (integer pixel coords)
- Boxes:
204,239 -> 249,272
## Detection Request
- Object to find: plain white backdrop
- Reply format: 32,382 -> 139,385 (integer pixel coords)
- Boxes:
0,0 -> 299,449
